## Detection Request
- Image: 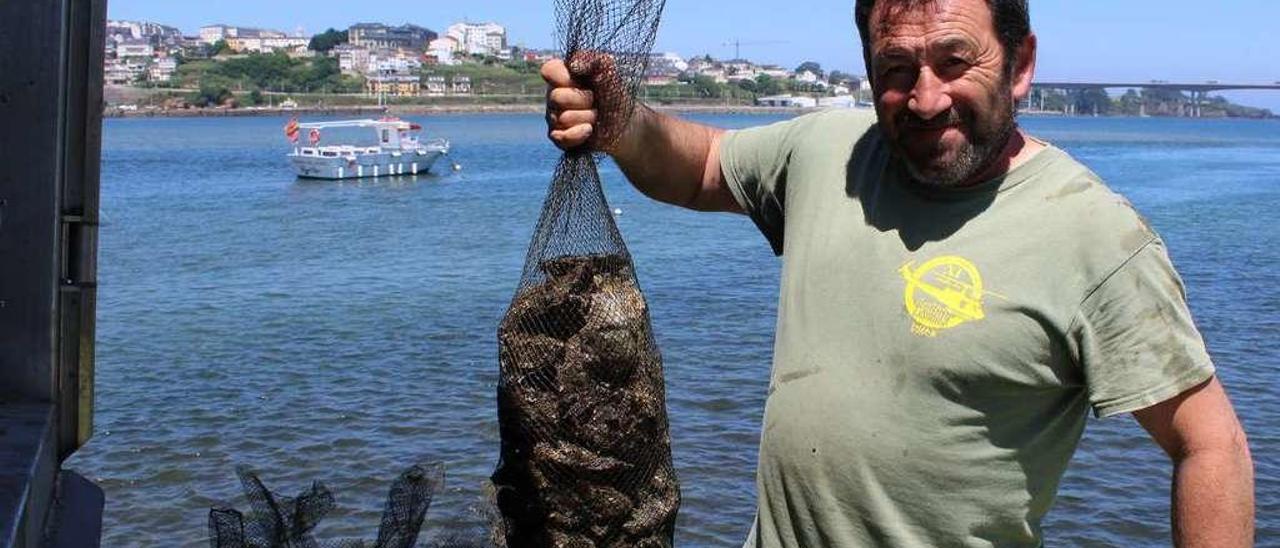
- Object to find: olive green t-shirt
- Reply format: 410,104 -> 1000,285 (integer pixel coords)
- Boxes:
720,110 -> 1215,547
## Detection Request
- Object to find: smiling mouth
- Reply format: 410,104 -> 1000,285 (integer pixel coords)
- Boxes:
904,124 -> 960,138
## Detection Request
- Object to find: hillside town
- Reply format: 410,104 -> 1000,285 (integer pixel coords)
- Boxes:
103,19 -> 1273,118
103,18 -> 873,112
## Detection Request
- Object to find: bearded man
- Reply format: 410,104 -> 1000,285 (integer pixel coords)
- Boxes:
541,0 -> 1255,545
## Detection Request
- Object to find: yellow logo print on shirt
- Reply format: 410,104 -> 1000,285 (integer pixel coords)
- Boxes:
900,256 -> 990,337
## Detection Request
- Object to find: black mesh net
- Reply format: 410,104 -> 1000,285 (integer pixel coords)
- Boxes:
208,463 -> 447,548
492,0 -> 676,546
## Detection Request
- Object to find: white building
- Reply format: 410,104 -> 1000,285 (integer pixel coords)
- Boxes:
116,40 -> 154,58
794,70 -> 821,84
199,25 -> 235,44
104,61 -> 145,85
451,76 -> 472,95
445,22 -> 507,56
426,37 -> 459,65
759,66 -> 791,79
199,24 -> 286,45
369,52 -> 421,74
756,94 -> 817,108
260,36 -> 310,53
424,75 -> 447,96
106,20 -> 182,46
333,44 -> 372,75
147,57 -> 177,82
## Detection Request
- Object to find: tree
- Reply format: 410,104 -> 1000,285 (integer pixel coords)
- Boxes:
1117,89 -> 1143,116
795,61 -> 823,78
308,28 -> 348,53
827,70 -> 855,85
210,39 -> 233,56
690,74 -> 721,98
1072,87 -> 1112,116
755,74 -> 783,96
189,82 -> 234,107
735,78 -> 758,93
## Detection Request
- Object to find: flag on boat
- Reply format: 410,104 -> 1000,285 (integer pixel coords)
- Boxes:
284,117 -> 300,143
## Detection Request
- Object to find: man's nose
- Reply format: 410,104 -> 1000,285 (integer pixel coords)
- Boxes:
908,67 -> 952,121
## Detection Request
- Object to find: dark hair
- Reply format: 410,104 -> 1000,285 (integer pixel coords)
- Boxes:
855,0 -> 1030,80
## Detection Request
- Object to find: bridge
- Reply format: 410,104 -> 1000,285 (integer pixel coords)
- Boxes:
1027,80 -> 1280,116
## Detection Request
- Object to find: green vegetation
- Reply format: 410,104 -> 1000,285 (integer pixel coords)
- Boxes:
308,28 -> 348,54
168,53 -> 364,106
1031,87 -> 1275,118
209,40 -> 233,57
795,61 -> 824,77
420,59 -> 545,95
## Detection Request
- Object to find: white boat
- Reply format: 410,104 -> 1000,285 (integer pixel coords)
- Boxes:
286,117 -> 450,180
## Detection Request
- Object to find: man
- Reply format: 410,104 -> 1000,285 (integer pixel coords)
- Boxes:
541,0 -> 1255,545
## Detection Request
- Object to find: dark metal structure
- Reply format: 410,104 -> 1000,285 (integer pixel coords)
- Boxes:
0,0 -> 107,546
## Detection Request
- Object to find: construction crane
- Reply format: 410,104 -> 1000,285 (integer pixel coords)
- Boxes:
721,38 -> 787,60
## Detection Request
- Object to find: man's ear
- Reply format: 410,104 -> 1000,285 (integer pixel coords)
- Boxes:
1011,33 -> 1037,101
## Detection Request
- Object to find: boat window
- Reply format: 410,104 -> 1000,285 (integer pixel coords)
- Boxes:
382,129 -> 390,143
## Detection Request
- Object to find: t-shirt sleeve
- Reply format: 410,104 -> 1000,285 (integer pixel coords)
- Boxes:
718,117 -> 806,255
1070,238 -> 1216,418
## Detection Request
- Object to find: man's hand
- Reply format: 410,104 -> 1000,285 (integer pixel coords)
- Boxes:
540,55 -> 738,212
541,57 -> 597,151
1134,376 -> 1254,547
540,53 -> 630,153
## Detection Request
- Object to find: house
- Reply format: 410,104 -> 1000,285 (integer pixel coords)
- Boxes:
794,70 -> 822,84
199,24 -> 284,44
116,39 -> 154,59
646,52 -> 686,85
147,57 -> 177,82
446,22 -> 507,57
366,73 -> 420,97
104,61 -> 143,85
426,37 -> 459,65
106,20 -> 182,47
756,94 -> 817,108
424,75 -> 447,96
259,36 -> 310,53
349,23 -> 436,52
332,44 -> 372,75
759,65 -> 791,79
451,76 -> 472,95
368,52 -> 421,74
179,37 -> 211,59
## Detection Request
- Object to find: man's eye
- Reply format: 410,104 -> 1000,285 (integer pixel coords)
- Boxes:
943,58 -> 969,69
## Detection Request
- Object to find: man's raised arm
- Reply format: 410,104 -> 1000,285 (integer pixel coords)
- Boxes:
541,57 -> 742,213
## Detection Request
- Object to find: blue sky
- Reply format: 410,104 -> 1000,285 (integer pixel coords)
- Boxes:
109,0 -> 1280,111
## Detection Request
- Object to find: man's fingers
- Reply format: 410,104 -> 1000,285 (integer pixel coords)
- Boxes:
549,87 -> 594,110
552,109 -> 597,130
549,124 -> 593,149
540,59 -> 573,87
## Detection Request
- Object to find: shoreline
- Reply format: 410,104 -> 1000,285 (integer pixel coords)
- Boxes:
103,102 -> 1279,120
104,103 -> 818,118
104,103 -> 1274,120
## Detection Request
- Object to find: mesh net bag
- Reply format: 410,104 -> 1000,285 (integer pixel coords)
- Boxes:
208,463 -> 446,548
492,0 -> 676,546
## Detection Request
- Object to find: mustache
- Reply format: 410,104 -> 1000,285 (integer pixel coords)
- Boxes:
898,109 -> 966,130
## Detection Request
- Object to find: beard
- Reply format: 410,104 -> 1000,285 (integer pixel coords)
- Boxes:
884,85 -> 1018,189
